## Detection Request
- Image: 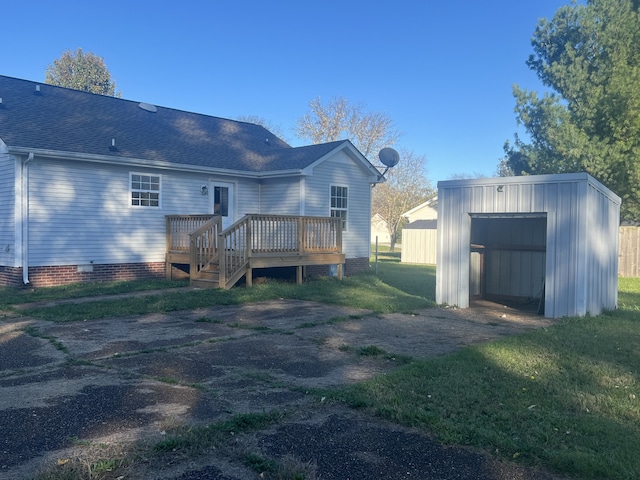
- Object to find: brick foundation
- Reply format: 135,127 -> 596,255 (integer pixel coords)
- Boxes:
0,263 -> 165,288
344,257 -> 370,275
0,267 -> 23,287
1,257 -> 371,288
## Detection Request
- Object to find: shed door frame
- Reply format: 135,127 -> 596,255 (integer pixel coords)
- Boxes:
469,213 -> 547,308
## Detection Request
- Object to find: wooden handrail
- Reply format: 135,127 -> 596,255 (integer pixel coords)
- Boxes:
189,216 -> 223,277
218,216 -> 250,288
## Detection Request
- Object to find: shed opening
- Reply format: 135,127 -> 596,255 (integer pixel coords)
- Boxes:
469,214 -> 547,314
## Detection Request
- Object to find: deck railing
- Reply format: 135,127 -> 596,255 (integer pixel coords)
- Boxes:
166,215 -> 215,252
219,214 -> 342,287
168,214 -> 342,288
247,214 -> 342,254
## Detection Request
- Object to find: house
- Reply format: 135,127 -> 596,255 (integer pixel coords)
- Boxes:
401,196 -> 438,223
370,213 -> 391,244
0,75 -> 382,288
400,196 -> 438,264
436,173 -> 620,318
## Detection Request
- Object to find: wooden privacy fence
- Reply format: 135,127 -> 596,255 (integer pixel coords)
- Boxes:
619,225 -> 640,277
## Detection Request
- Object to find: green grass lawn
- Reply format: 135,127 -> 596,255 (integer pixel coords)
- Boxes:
3,262 -> 639,479
1,262 -> 435,322
332,276 -> 640,480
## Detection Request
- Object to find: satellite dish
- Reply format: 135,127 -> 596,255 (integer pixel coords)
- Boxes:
378,147 -> 400,168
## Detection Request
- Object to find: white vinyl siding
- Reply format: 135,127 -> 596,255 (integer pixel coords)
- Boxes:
27,161 -> 164,265
304,150 -> 372,258
21,149 -> 374,268
27,161 -> 218,266
24,160 -> 267,267
259,178 -> 301,215
233,177 -> 259,217
0,153 -> 15,266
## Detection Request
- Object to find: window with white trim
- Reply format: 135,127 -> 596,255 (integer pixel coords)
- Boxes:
330,185 -> 348,231
130,173 -> 161,207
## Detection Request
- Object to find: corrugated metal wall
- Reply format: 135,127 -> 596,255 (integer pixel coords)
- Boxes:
436,173 -> 620,318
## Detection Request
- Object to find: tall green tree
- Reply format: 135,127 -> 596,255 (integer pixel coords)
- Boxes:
45,48 -> 120,97
503,0 -> 640,220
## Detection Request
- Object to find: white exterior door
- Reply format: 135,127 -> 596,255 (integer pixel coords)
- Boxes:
210,181 -> 235,230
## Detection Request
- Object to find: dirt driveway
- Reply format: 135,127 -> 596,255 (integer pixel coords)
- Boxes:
0,294 -> 562,479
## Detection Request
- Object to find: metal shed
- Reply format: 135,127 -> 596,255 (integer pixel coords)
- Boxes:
436,173 -> 620,318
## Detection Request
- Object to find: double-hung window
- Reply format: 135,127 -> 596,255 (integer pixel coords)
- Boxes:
330,185 -> 348,231
130,173 -> 161,207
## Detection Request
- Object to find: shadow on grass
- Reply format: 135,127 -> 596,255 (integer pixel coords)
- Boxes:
335,297 -> 640,480
19,269 -> 437,322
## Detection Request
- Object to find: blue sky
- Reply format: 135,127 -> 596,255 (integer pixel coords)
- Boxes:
2,1 -> 572,184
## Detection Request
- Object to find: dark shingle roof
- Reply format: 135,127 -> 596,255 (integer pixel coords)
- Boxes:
404,219 -> 437,230
0,75 -> 348,173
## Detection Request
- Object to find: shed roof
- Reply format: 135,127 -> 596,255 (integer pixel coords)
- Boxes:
0,75 -> 377,178
438,172 -> 621,205
404,219 -> 437,230
401,196 -> 438,218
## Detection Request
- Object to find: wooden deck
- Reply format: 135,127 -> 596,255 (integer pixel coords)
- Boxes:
166,214 -> 345,289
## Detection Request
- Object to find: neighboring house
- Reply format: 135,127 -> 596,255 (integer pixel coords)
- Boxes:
401,196 -> 438,223
0,75 -> 382,287
401,196 -> 438,264
370,213 -> 391,244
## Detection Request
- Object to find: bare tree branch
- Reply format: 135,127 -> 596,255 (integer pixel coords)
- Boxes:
372,149 -> 434,251
294,96 -> 400,160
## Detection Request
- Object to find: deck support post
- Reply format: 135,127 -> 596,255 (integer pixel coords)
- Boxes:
246,267 -> 253,287
296,265 -> 303,284
165,254 -> 172,280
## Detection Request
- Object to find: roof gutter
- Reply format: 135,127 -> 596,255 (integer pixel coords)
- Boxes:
21,152 -> 34,285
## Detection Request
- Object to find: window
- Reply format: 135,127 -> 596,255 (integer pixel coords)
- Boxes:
131,173 -> 161,207
213,186 -> 229,216
330,185 -> 348,230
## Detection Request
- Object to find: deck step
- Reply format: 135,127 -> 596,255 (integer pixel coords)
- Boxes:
191,277 -> 221,289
